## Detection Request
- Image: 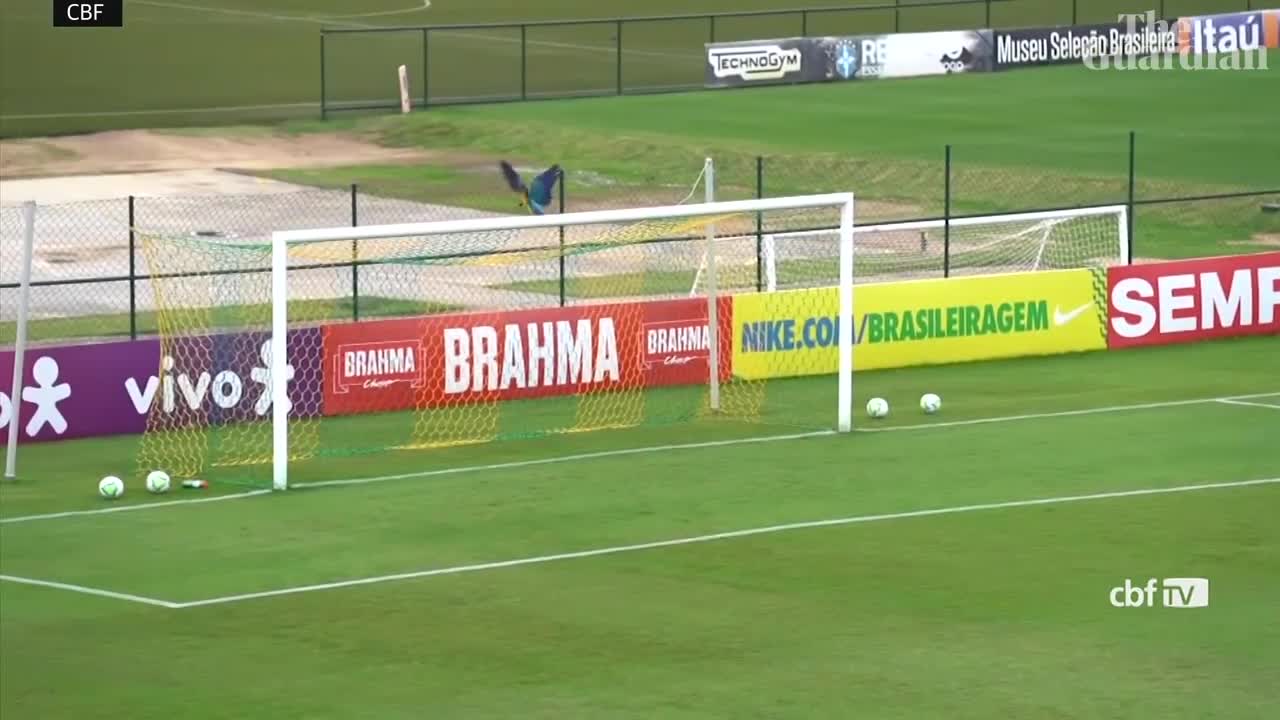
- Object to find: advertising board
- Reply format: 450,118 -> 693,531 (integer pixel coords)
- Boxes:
322,298 -> 732,415
703,37 -> 819,87
1176,9 -> 1280,54
705,29 -> 993,88
732,268 -> 1107,378
1107,251 -> 1280,349
0,328 -> 322,445
994,21 -> 1177,69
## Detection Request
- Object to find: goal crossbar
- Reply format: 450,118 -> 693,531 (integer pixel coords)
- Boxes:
272,193 -> 856,245
269,192 -> 856,490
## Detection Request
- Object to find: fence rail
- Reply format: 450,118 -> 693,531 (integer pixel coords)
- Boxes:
317,0 -> 1263,117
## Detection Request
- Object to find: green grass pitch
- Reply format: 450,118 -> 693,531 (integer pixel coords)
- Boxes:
0,0 -> 1261,137
2,1 -> 1279,717
2,335 -> 1278,718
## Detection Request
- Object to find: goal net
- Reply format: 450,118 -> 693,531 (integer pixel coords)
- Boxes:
135,188 -> 855,490
690,205 -> 1128,295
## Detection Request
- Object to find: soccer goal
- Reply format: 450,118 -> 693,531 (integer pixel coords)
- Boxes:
691,205 -> 1128,295
135,191 -> 856,490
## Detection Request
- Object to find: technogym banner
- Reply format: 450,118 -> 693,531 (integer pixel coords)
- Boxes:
704,29 -> 993,88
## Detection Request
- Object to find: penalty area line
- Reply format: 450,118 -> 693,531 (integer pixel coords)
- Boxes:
0,574 -> 182,609
172,476 -> 1280,609
1216,398 -> 1280,410
1,392 -> 1274,526
854,391 -> 1280,433
0,489 -> 272,526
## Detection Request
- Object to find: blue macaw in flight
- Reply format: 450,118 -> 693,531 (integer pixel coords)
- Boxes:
500,160 -> 561,215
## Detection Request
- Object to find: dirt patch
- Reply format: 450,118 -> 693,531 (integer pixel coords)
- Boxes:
1229,233 -> 1280,248
0,128 -> 447,179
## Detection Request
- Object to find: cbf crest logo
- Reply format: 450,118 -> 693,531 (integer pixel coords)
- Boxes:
834,40 -> 860,79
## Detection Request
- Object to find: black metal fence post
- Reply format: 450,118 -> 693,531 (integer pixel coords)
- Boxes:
319,34 -> 327,120
755,156 -> 764,292
943,145 -> 952,278
128,196 -> 137,340
800,10 -> 808,36
520,25 -> 528,101
351,184 -> 360,320
422,29 -> 430,108
558,171 -> 567,307
894,0 -> 901,33
1127,131 -> 1136,264
709,15 -> 716,43
615,20 -> 623,94
1071,0 -> 1078,25
984,0 -> 991,27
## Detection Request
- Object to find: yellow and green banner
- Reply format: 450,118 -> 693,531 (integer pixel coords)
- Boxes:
731,268 -> 1107,378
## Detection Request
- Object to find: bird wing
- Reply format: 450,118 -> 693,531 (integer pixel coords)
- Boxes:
499,160 -> 526,192
528,164 -> 561,206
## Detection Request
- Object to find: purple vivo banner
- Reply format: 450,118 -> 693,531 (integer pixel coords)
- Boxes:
0,328 -> 322,445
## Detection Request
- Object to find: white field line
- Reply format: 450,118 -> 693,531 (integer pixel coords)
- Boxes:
164,476 -> 1276,608
0,489 -> 271,526
1216,398 -> 1280,410
0,574 -> 182,609
130,1 -> 432,27
854,391 -> 1280,433
1,392 -> 1276,526
294,430 -> 833,490
5,476 -> 1276,610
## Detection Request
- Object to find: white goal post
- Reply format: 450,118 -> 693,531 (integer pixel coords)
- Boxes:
269,192 -> 857,490
693,204 -> 1129,295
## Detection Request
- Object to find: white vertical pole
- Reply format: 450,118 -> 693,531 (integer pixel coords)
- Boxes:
271,232 -> 289,491
763,234 -> 777,292
1118,206 -> 1130,265
4,202 -> 36,478
703,157 -> 721,413
837,194 -> 854,433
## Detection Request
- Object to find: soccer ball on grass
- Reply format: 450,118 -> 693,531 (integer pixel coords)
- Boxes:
866,397 -> 890,419
920,393 -> 942,414
98,475 -> 124,500
146,470 -> 171,494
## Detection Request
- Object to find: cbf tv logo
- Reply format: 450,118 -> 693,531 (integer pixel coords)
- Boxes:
1110,578 -> 1209,608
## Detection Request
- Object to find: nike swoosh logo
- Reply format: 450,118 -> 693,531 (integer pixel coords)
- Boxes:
1054,303 -> 1092,326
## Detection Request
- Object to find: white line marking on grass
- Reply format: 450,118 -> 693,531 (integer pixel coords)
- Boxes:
854,391 -> 1280,433
3,393 -> 1276,526
294,430 -> 834,490
172,476 -> 1280,609
1216,398 -> 1280,410
0,575 -> 182,609
0,489 -> 271,526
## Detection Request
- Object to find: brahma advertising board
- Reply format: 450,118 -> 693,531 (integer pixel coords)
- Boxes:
321,298 -> 733,415
1106,251 -> 1280,349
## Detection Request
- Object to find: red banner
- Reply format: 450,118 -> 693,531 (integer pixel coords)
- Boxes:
1107,251 -> 1280,348
322,298 -> 733,416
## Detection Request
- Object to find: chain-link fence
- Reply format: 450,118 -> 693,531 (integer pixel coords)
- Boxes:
319,0 -> 1264,115
3,134 -> 1277,347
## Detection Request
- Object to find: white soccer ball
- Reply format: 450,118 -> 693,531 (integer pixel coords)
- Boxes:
866,397 -> 890,419
98,475 -> 125,500
145,470 -> 171,494
920,393 -> 942,414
